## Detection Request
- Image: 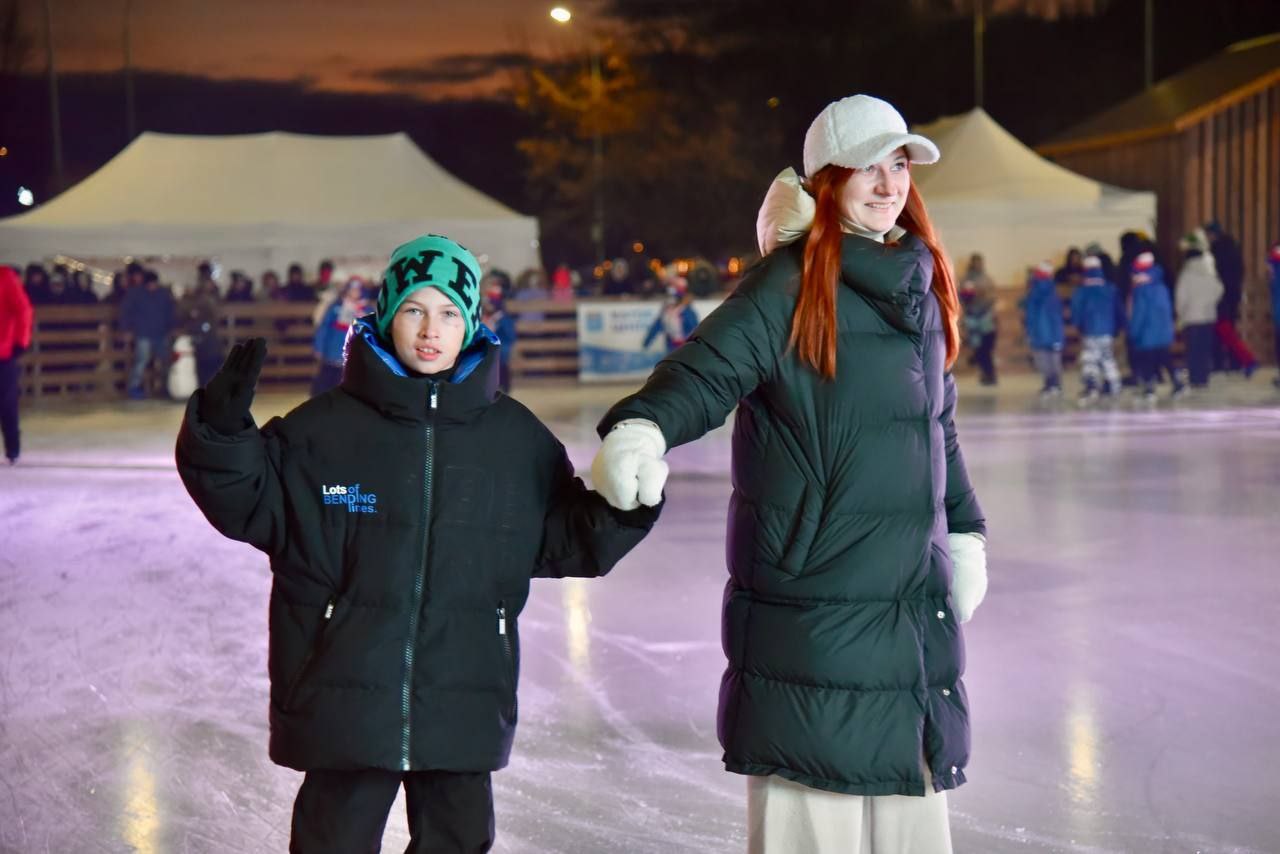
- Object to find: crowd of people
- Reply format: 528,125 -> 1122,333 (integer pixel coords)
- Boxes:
11,253 -> 733,403
958,221 -> 1280,404
6,221 -> 1279,423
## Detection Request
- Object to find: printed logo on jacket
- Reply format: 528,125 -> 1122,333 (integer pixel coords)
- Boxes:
321,483 -> 378,514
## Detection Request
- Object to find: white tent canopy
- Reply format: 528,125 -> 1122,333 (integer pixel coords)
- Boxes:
910,108 -> 1155,285
0,131 -> 540,279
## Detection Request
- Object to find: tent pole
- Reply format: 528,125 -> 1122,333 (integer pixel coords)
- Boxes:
124,0 -> 136,141
1143,0 -> 1154,89
42,0 -> 64,194
973,0 -> 985,110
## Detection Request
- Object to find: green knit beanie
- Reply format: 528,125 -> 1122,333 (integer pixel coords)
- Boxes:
376,234 -> 483,345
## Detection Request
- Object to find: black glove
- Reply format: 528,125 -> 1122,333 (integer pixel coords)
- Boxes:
200,337 -> 267,435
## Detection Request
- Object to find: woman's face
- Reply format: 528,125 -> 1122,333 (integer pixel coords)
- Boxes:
838,147 -> 911,235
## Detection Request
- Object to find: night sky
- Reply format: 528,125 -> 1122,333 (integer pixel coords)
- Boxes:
1,0 -> 1277,238
37,0 -> 592,99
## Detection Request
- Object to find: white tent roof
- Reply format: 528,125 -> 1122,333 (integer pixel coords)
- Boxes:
910,108 -> 1155,283
0,131 -> 540,274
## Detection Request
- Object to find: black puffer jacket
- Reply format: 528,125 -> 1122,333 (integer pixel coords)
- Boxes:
603,234 -> 985,796
177,322 -> 658,773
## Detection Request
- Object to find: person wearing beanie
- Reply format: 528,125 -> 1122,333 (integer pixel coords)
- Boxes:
593,94 -> 986,852
0,266 -> 34,464
1175,229 -> 1224,389
1084,240 -> 1117,285
1070,254 -> 1121,403
1023,260 -> 1066,398
175,233 -> 661,851
1268,241 -> 1280,389
1128,252 -> 1187,402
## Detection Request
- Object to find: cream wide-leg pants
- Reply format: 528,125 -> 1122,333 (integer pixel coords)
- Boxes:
746,769 -> 953,854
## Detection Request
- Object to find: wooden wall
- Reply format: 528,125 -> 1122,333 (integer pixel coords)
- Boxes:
1047,80 -> 1280,363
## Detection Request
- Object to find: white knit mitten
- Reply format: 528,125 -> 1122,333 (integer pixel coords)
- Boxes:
948,532 -> 988,624
591,420 -> 668,511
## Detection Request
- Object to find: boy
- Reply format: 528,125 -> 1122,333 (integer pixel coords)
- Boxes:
1069,255 -> 1121,404
1022,261 -> 1064,398
176,234 -> 661,852
1128,251 -> 1186,403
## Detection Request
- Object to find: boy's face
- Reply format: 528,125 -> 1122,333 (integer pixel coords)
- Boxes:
390,287 -> 466,375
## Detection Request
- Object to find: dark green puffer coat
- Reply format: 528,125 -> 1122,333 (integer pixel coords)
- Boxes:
602,233 -> 986,796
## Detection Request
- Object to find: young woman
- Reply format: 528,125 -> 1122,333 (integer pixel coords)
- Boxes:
591,95 -> 988,853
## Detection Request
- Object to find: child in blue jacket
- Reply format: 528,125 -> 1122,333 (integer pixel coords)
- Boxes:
1069,255 -> 1121,403
1128,252 -> 1186,402
643,279 -> 699,353
1022,261 -> 1064,397
311,277 -> 368,397
482,281 -> 518,394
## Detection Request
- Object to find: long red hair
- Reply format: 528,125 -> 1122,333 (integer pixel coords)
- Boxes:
789,165 -> 960,380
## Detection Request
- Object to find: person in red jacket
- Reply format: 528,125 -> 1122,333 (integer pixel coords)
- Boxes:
0,266 -> 35,464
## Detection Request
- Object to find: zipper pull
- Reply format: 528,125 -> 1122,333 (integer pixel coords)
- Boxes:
323,597 -> 335,620
497,605 -> 507,636
429,383 -> 439,411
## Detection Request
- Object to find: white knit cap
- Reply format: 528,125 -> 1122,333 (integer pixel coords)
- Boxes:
803,95 -> 940,177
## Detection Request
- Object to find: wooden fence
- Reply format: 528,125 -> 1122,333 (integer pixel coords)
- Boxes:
19,285 -> 1141,403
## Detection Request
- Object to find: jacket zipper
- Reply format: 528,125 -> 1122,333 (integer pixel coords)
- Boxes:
282,595 -> 336,711
498,600 -> 517,719
401,381 -> 438,771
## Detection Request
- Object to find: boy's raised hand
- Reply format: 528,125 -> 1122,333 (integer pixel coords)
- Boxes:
591,420 -> 668,511
200,337 -> 267,435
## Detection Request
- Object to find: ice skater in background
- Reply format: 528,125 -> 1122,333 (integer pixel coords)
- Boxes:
959,253 -> 998,386
176,234 -> 659,852
1022,261 -> 1065,398
1128,251 -> 1187,403
0,266 -> 34,464
1069,255 -> 1121,404
1174,229 -> 1224,390
310,276 -> 368,397
481,277 -> 517,394
643,275 -> 698,353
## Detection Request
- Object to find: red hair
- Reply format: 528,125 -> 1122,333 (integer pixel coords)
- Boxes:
790,165 -> 960,379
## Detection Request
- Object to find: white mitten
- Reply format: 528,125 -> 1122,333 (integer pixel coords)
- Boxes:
947,532 -> 988,624
591,420 -> 668,511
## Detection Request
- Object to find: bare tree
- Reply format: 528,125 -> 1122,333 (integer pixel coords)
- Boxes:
912,0 -> 1109,20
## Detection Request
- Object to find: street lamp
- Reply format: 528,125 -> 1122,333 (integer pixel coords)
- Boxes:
549,5 -> 606,266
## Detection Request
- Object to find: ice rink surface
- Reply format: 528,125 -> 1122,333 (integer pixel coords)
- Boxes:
3,373 -> 1279,853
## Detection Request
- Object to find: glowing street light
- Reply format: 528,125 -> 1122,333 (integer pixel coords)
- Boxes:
547,4 -> 606,264
17,187 -> 35,207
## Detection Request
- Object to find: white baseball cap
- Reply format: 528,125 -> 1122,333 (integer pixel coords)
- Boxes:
803,94 -> 940,177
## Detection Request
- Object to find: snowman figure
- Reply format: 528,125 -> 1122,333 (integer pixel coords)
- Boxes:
168,334 -> 199,400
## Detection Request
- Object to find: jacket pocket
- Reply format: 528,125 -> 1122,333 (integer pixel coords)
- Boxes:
282,595 -> 337,712
497,601 -> 519,723
778,486 -> 822,578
